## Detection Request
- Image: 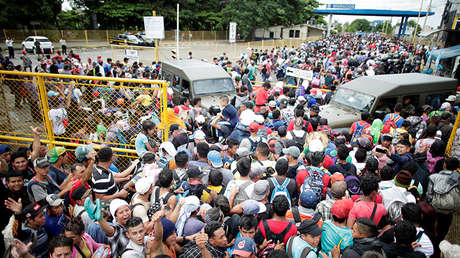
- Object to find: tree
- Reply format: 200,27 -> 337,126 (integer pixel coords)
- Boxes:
348,19 -> 371,33
0,0 -> 63,29
375,21 -> 393,35
334,23 -> 343,33
219,0 -> 320,40
407,20 -> 422,35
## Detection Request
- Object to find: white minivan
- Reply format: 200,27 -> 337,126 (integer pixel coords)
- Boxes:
22,36 -> 54,54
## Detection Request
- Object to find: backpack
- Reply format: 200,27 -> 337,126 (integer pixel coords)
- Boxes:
289,131 -> 306,151
257,127 -> 269,140
233,181 -> 253,206
431,185 -> 460,214
426,151 -> 444,174
382,114 -> 403,134
286,236 -> 313,258
248,137 -> 263,153
350,121 -> 368,145
270,178 -> 292,207
148,188 -> 174,218
301,168 -> 325,199
258,220 -> 293,258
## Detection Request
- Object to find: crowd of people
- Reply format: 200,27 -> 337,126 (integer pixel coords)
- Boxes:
0,33 -> 460,258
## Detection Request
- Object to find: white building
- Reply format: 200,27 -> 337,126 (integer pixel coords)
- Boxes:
254,23 -> 326,40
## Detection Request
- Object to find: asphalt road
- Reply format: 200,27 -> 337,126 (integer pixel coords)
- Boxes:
1,40 -> 277,67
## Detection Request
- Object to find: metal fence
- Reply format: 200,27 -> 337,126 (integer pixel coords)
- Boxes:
0,71 -> 168,170
2,29 -> 229,43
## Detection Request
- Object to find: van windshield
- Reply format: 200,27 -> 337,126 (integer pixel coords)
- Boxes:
331,88 -> 375,112
193,78 -> 234,95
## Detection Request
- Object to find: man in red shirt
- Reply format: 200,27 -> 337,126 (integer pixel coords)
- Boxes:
68,145 -> 96,205
347,173 -> 386,228
255,195 -> 297,246
255,82 -> 270,113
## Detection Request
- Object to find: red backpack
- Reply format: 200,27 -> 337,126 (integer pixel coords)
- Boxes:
382,114 -> 403,134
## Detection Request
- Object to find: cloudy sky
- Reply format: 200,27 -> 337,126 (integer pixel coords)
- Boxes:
318,0 -> 447,28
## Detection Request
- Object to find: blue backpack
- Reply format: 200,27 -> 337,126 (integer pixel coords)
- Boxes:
270,178 -> 292,207
350,121 -> 367,145
301,168 -> 325,200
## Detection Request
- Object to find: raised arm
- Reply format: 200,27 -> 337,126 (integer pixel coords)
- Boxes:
30,126 -> 43,162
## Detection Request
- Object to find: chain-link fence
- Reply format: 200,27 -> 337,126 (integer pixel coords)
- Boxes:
0,71 -> 168,171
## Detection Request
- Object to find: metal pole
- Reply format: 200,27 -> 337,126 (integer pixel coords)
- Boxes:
84,30 -> 88,47
327,14 -> 333,37
423,0 -> 433,33
412,0 -> 425,44
446,110 -> 460,156
153,11 -> 159,63
176,4 -> 179,60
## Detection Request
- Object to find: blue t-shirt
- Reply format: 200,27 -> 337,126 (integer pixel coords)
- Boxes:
49,165 -> 67,186
383,113 -> 404,128
222,104 -> 239,127
287,236 -> 318,258
320,221 -> 353,254
44,212 -> 67,237
135,132 -> 149,156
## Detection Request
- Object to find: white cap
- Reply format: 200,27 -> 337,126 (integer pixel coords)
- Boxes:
135,177 -> 154,195
240,109 -> 255,126
159,141 -> 177,157
255,115 -> 265,124
195,115 -> 205,124
192,130 -> 206,140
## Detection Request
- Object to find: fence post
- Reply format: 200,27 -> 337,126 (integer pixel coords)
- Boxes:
162,82 -> 169,142
0,74 -> 12,131
262,39 -> 264,50
153,11 -> 159,64
106,30 -> 109,43
446,110 -> 460,156
84,30 -> 88,47
202,31 -> 204,40
36,75 -> 55,148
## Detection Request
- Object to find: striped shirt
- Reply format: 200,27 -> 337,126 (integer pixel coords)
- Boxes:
91,165 -> 118,196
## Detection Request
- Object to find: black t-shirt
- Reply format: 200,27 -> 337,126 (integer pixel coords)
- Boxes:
328,163 -> 357,177
268,176 -> 297,201
287,164 -> 299,179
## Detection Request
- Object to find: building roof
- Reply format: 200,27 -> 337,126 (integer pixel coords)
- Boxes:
161,59 -> 230,81
430,45 -> 460,60
314,9 -> 434,17
344,73 -> 457,97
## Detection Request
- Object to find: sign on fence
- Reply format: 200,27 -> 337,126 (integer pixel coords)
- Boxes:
325,4 -> 356,9
286,67 -> 313,80
144,16 -> 165,39
125,49 -> 139,62
229,22 -> 237,43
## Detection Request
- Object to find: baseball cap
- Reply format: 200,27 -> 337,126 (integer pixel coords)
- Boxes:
255,115 -> 265,124
298,218 -> 324,236
283,146 -> 300,158
22,202 -> 47,219
310,104 -> 320,113
440,102 -> 451,111
0,144 -> 11,154
46,194 -> 64,207
242,200 -> 267,215
330,199 -> 354,219
330,172 -> 345,185
169,124 -> 181,132
250,180 -> 269,201
75,145 -> 93,162
446,95 -> 456,102
33,157 -> 50,168
70,186 -> 90,201
49,147 -> 67,163
357,137 -> 372,150
268,100 -> 277,108
249,122 -> 259,133
298,96 -> 306,102
207,150 -> 223,168
232,237 -> 257,257
236,147 -> 250,158
135,177 -> 154,194
356,217 -> 377,230
300,189 -> 319,208
187,166 -> 203,179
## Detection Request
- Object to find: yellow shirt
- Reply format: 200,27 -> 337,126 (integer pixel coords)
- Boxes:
136,94 -> 152,106
201,185 -> 223,203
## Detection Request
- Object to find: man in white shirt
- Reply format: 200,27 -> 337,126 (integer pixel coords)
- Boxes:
122,216 -> 151,258
6,37 -> 14,59
59,38 -> 67,55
